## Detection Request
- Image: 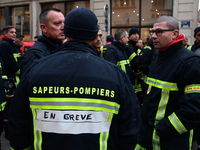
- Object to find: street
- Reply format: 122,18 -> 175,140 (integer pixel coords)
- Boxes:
1,130 -> 10,150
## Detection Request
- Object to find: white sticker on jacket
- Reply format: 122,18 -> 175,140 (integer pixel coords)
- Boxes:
35,110 -> 111,134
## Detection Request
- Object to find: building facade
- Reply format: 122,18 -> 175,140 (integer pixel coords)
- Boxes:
0,0 -> 198,45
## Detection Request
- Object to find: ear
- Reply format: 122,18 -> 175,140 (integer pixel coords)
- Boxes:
172,30 -> 179,39
40,24 -> 47,34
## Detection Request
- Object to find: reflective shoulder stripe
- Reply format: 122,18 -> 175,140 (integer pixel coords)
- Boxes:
128,52 -> 137,61
13,53 -> 20,62
117,59 -> 130,73
117,60 -> 130,65
29,97 -> 120,114
134,144 -> 146,150
144,46 -> 152,50
2,75 -> 8,79
184,84 -> 200,94
168,112 -> 187,134
146,77 -> 178,91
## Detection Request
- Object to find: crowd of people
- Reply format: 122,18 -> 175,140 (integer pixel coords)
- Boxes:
0,6 -> 199,150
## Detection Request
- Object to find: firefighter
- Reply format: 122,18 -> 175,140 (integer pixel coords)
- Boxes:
9,7 -> 141,150
101,29 -> 133,85
135,16 -> 200,150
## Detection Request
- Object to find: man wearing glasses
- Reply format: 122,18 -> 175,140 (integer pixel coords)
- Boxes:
135,16 -> 200,150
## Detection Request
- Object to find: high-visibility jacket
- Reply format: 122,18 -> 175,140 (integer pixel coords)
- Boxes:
9,40 -> 141,150
135,41 -> 200,150
0,39 -> 20,80
102,40 -> 133,84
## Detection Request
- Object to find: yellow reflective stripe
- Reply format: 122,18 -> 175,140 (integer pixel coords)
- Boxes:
135,144 -> 146,150
144,46 -> 152,50
2,75 -> 8,79
31,109 -> 42,150
99,114 -> 112,150
189,130 -> 193,149
99,132 -> 109,150
100,46 -> 107,59
16,69 -> 20,75
128,52 -> 136,61
137,49 -> 142,55
0,102 -> 6,111
29,97 -> 120,114
187,45 -> 192,50
13,53 -> 20,62
184,84 -> 200,94
154,89 -> 169,125
146,77 -> 176,125
152,129 -> 161,150
146,77 -> 178,91
117,60 -> 130,73
168,112 -> 187,134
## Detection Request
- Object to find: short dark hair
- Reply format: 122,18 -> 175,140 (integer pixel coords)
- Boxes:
39,8 -> 62,24
15,35 -> 24,41
3,25 -> 16,33
115,29 -> 127,41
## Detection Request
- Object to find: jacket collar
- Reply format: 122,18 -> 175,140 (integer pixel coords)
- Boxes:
157,34 -> 184,52
60,40 -> 98,56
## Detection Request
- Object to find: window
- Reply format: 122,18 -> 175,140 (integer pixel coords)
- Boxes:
12,6 -> 30,41
65,1 -> 90,15
42,3 -> 65,15
112,0 -> 139,26
111,0 -> 173,41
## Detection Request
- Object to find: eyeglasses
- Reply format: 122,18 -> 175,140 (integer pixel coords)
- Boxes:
97,34 -> 102,38
149,29 -> 175,36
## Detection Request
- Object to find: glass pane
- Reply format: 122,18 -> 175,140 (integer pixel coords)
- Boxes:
42,3 -> 65,15
141,0 -> 173,26
112,0 -> 140,27
11,6 -> 30,40
140,27 -> 152,43
0,8 -> 5,34
65,1 -> 90,15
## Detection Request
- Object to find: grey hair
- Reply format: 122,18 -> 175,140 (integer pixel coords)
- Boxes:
39,8 -> 62,24
155,16 -> 179,30
115,29 -> 127,40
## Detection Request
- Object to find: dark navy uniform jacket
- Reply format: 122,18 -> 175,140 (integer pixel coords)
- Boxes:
136,41 -> 200,150
9,40 -> 141,150
20,35 -> 62,78
103,40 -> 133,85
0,39 -> 20,80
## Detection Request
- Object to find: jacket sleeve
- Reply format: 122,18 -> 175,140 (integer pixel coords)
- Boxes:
0,60 -> 6,111
117,71 -> 141,149
104,47 -> 118,65
9,77 -> 33,149
155,56 -> 200,139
